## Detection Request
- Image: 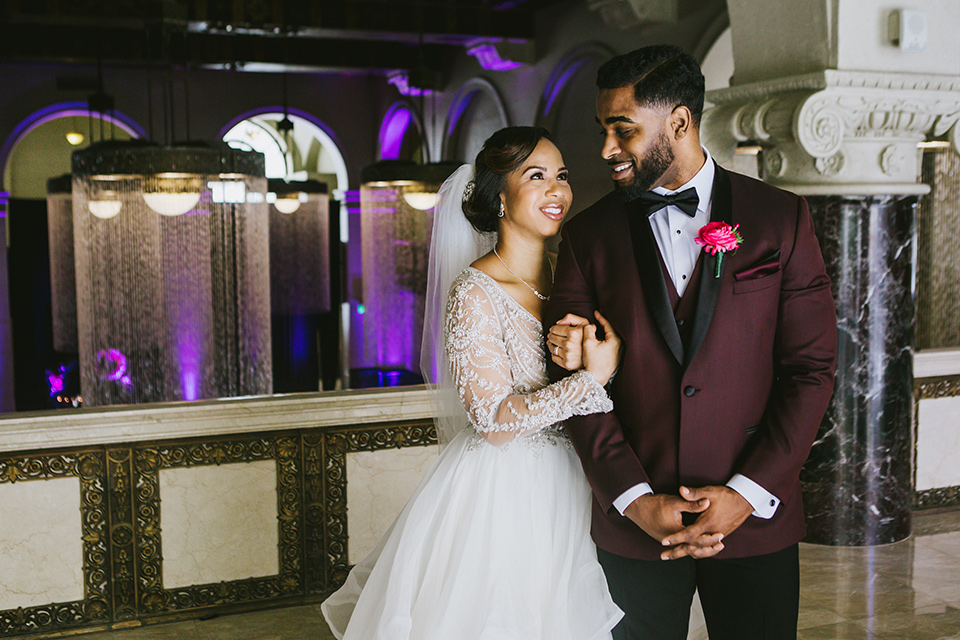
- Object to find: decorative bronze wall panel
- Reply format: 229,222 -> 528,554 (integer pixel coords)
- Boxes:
319,421 -> 437,594
133,436 -> 299,615
302,433 -> 327,594
107,448 -> 137,621
0,419 -> 436,637
0,451 -> 110,636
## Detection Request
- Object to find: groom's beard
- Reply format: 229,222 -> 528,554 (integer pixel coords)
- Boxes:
615,131 -> 675,202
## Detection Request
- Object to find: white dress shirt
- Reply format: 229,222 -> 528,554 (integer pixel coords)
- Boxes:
612,148 -> 780,521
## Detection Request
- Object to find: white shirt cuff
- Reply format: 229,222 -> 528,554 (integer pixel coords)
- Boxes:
727,474 -> 779,519
613,483 -> 653,515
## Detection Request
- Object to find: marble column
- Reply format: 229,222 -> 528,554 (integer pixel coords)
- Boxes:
801,194 -> 916,545
703,0 -> 960,544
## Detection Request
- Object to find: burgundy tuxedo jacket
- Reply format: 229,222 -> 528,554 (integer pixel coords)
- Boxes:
546,163 -> 838,561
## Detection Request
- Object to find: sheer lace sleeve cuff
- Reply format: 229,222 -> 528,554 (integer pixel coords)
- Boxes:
564,370 -> 615,416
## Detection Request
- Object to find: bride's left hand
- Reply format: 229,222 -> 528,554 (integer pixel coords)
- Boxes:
548,313 -> 590,370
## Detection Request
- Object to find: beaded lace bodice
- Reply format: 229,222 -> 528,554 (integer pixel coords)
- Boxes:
444,267 -> 613,443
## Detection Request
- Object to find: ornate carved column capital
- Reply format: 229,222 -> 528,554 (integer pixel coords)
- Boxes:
704,70 -> 960,195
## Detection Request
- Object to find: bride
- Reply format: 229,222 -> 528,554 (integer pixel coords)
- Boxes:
321,126 -> 624,639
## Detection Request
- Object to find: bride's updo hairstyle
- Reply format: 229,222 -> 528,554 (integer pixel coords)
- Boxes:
462,126 -> 554,233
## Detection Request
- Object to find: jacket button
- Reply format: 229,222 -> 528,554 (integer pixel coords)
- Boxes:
683,386 -> 696,397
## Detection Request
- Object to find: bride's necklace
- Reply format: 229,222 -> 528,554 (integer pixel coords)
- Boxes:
493,247 -> 552,301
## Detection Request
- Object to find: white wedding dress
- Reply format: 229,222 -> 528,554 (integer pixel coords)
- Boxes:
321,267 -> 623,640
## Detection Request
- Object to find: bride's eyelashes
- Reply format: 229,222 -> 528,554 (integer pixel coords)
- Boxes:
527,170 -> 569,181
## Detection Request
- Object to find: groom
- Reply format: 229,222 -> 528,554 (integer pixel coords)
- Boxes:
545,46 -> 837,640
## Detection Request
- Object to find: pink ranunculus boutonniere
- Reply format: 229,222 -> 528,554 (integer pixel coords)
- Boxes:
695,222 -> 743,278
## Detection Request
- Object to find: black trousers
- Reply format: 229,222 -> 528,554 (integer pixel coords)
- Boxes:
597,544 -> 799,640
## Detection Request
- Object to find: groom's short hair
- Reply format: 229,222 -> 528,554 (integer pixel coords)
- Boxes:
597,45 -> 705,127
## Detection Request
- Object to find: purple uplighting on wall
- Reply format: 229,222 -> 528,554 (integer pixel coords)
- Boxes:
446,92 -> 477,137
467,43 -> 522,71
379,107 -> 413,160
343,190 -> 362,214
176,313 -> 202,402
542,58 -> 588,117
288,316 -> 312,369
387,72 -> 434,97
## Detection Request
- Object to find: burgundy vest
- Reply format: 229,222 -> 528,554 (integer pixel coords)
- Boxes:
657,250 -> 705,351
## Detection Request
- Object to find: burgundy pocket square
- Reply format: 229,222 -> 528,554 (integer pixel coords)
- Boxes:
735,251 -> 781,282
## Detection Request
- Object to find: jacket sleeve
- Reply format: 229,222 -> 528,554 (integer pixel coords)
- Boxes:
733,196 -> 838,498
545,223 -> 651,513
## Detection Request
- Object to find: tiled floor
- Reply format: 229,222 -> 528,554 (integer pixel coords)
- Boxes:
25,509 -> 960,640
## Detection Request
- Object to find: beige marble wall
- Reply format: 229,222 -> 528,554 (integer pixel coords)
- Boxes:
160,460 -> 279,588
917,396 -> 960,491
0,476 -> 83,610
346,445 -> 438,564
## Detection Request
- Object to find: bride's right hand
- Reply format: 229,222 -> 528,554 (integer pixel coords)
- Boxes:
582,311 -> 622,386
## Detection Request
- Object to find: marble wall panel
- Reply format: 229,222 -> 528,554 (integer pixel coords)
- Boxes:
160,460 -> 279,588
917,396 -> 960,491
346,445 -> 438,564
0,476 -> 83,611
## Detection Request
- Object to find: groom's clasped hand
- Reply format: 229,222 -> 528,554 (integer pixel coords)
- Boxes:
548,315 -> 742,561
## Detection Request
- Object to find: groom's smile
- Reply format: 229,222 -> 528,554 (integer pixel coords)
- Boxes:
610,161 -> 634,184
596,85 -> 683,194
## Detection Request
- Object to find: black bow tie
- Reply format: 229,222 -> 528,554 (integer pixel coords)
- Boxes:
635,187 -> 699,218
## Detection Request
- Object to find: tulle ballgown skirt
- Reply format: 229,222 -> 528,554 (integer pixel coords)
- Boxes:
321,426 -> 623,640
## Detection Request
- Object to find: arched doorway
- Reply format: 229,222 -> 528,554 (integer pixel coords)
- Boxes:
220,110 -> 349,197
221,110 -> 349,392
1,103 -> 143,198
0,104 -> 144,412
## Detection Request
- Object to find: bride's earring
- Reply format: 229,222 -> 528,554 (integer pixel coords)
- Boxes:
498,202 -> 505,218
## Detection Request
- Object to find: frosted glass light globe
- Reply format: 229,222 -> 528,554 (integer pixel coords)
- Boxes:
143,192 -> 201,216
88,200 -> 122,219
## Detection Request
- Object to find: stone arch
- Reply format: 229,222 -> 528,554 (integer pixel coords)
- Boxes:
1,102 -> 145,197
218,107 -> 349,195
534,43 -> 618,217
377,101 -> 425,162
440,77 -> 510,164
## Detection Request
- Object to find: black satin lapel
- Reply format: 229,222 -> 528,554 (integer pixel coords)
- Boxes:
627,209 -> 684,364
684,163 -> 732,369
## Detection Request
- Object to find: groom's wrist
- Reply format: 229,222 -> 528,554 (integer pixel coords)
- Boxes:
613,483 -> 653,515
726,474 -> 780,519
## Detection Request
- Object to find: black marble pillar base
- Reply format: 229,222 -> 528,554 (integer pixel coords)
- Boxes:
801,194 -> 916,546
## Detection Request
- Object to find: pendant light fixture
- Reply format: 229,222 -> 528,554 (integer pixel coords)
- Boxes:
71,140 -> 272,406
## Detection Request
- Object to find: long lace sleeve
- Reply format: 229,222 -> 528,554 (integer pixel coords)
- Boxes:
444,276 -> 613,445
